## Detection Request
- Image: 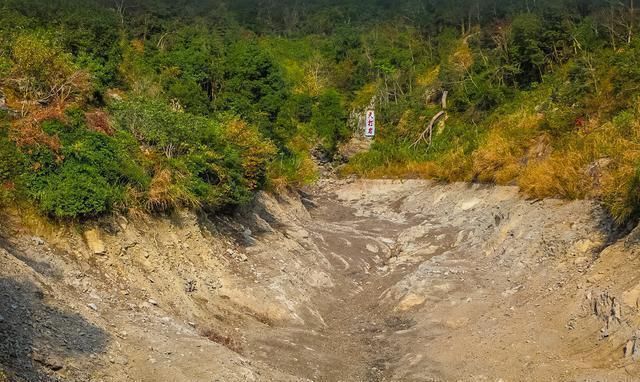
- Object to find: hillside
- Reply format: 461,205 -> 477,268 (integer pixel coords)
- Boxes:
4,179 -> 640,382
5,1 -> 640,381
1,1 -> 640,223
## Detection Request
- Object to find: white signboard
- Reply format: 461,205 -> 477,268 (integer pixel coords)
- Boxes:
365,110 -> 376,137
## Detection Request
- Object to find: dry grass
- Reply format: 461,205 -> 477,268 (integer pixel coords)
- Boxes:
199,328 -> 243,354
85,110 -> 114,135
347,147 -> 472,181
114,185 -> 148,219
472,131 -> 523,184
601,163 -> 639,223
145,168 -> 200,212
596,125 -> 640,223
518,151 -> 591,199
430,147 -> 474,181
472,109 -> 543,185
10,103 -> 66,153
518,120 -> 640,211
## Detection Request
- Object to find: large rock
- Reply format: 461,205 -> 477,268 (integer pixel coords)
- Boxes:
84,229 -> 106,255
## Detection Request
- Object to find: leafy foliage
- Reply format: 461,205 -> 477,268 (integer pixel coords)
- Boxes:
4,0 -> 640,224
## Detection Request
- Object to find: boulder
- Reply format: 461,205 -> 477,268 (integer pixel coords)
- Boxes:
84,229 -> 106,255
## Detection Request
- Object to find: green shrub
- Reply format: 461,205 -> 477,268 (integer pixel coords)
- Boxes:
311,89 -> 349,156
111,98 -> 278,211
32,162 -> 116,218
0,131 -> 24,183
9,32 -> 89,102
15,116 -> 149,218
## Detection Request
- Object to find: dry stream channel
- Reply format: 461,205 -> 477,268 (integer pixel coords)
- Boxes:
2,180 -> 640,381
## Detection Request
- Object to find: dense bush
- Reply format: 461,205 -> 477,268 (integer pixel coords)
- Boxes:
311,89 -> 348,156
7,32 -> 90,103
5,0 -> 640,225
33,163 -> 116,218
17,117 -> 143,218
111,98 -> 276,211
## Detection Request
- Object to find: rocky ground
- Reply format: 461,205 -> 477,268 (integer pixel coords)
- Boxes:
2,179 -> 640,381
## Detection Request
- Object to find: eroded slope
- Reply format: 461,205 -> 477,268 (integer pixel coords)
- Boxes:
2,180 -> 640,381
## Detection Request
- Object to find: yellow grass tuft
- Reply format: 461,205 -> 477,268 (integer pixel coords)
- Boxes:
518,150 -> 591,199
146,168 -> 199,212
472,109 -> 543,184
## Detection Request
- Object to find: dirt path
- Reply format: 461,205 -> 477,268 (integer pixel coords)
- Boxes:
3,179 -> 640,381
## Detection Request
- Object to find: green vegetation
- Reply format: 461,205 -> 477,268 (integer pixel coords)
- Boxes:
2,0 -> 640,223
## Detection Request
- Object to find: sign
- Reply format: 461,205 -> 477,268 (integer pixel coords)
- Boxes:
365,110 -> 376,137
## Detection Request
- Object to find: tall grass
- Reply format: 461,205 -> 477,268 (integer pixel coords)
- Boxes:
343,78 -> 640,224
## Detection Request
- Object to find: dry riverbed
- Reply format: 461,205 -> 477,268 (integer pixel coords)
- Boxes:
2,179 -> 640,381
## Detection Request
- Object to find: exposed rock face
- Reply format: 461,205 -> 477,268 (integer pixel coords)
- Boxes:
83,229 -> 106,255
2,180 -> 640,381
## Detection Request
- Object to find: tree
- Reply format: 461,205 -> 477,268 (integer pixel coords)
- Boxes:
311,89 -> 349,156
509,14 -> 546,86
214,40 -> 288,137
8,33 -> 90,104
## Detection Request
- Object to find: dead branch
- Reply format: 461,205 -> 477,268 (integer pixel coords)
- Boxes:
410,110 -> 446,150
411,90 -> 448,150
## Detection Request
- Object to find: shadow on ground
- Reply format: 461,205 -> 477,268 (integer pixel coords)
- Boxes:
0,277 -> 108,382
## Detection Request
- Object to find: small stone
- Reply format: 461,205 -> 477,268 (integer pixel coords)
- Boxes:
185,280 -> 197,293
574,257 -> 589,266
33,353 -> 63,371
112,355 -> 129,365
226,248 -> 247,262
87,303 -> 98,311
32,237 -> 45,245
148,299 -> 158,306
242,231 -> 256,246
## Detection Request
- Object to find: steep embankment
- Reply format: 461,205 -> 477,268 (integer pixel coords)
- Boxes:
2,180 -> 640,381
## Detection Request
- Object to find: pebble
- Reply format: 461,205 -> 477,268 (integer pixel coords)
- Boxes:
87,303 -> 98,311
148,299 -> 159,306
226,248 -> 248,262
